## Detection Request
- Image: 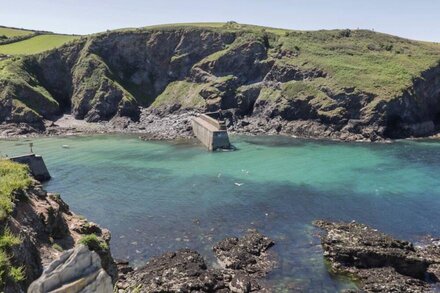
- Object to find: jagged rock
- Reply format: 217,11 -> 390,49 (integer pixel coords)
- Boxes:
5,181 -> 117,292
28,245 -> 113,293
119,230 -> 275,292
213,229 -> 275,276
314,220 -> 440,292
121,249 -> 224,292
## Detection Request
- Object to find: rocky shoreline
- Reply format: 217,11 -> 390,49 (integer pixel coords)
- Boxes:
3,107 -> 440,143
314,220 -> 440,292
0,109 -> 400,142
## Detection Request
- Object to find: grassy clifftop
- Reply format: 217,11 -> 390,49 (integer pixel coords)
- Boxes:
0,25 -> 80,56
1,22 -> 440,139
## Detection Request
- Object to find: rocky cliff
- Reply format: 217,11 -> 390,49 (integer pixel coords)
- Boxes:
1,23 -> 440,140
1,174 -> 116,292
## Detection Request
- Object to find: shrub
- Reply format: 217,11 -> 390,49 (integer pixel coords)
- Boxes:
0,228 -> 21,249
339,29 -> 352,38
0,160 -> 32,220
79,234 -> 108,251
8,266 -> 25,283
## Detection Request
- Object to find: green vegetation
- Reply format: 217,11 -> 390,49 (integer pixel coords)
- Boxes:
0,34 -> 80,55
0,159 -> 32,220
52,243 -> 63,252
79,234 -> 109,251
145,24 -> 440,101
0,228 -> 21,249
0,27 -> 33,38
153,80 -> 206,108
0,160 -> 30,287
1,22 -> 440,126
8,266 -> 25,283
276,29 -> 440,98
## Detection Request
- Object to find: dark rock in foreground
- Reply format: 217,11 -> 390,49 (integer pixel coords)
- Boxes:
117,230 -> 275,292
314,220 -> 440,292
213,230 -> 274,276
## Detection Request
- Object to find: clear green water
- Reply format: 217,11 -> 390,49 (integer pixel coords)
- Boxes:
1,135 -> 440,291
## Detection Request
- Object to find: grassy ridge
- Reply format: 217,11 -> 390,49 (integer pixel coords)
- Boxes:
0,27 -> 33,38
0,34 -> 80,55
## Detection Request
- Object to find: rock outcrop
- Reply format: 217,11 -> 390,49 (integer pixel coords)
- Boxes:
314,220 -> 440,292
4,180 -> 117,292
28,245 -> 113,293
117,230 -> 275,292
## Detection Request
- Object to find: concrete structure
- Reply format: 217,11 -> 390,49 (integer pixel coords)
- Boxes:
10,154 -> 51,182
192,113 -> 231,151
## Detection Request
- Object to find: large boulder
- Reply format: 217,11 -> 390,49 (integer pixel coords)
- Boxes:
28,245 -> 113,293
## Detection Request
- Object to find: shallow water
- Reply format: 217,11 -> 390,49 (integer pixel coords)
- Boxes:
1,135 -> 440,291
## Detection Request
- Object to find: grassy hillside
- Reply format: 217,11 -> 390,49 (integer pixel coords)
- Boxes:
0,27 -> 34,38
0,34 -> 80,55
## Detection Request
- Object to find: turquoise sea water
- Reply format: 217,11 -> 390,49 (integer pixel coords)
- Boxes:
1,135 -> 440,291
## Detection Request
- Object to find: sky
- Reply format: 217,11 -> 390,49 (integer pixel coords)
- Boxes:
0,0 -> 439,42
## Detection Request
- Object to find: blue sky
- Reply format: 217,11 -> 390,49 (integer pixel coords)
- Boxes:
1,0 -> 439,41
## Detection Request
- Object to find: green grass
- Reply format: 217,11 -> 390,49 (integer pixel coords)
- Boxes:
0,34 -> 80,55
0,27 -> 34,38
152,80 -> 206,108
0,160 -> 32,220
0,228 -> 21,249
0,160 -> 31,288
52,243 -> 63,252
79,234 -> 109,251
0,160 -> 33,288
275,29 -> 440,98
8,266 -> 25,283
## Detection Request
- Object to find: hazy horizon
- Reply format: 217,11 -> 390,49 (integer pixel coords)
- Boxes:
0,0 -> 439,42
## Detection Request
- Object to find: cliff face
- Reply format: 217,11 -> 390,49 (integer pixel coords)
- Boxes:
4,181 -> 116,292
1,23 -> 440,140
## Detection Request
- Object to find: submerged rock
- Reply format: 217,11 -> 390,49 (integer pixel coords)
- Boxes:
28,245 -> 113,293
314,220 -> 440,292
213,229 -> 275,276
118,230 -> 275,292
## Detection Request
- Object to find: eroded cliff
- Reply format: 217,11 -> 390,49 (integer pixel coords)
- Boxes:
1,23 -> 440,140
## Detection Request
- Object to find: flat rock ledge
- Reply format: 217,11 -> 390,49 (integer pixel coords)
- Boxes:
314,220 -> 440,292
28,245 -> 113,293
117,229 -> 275,293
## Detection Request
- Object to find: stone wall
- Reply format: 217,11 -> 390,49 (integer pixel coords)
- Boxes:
10,154 -> 51,181
192,114 -> 230,151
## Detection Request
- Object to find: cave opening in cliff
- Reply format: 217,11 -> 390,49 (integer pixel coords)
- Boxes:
384,114 -> 405,139
433,112 -> 440,130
